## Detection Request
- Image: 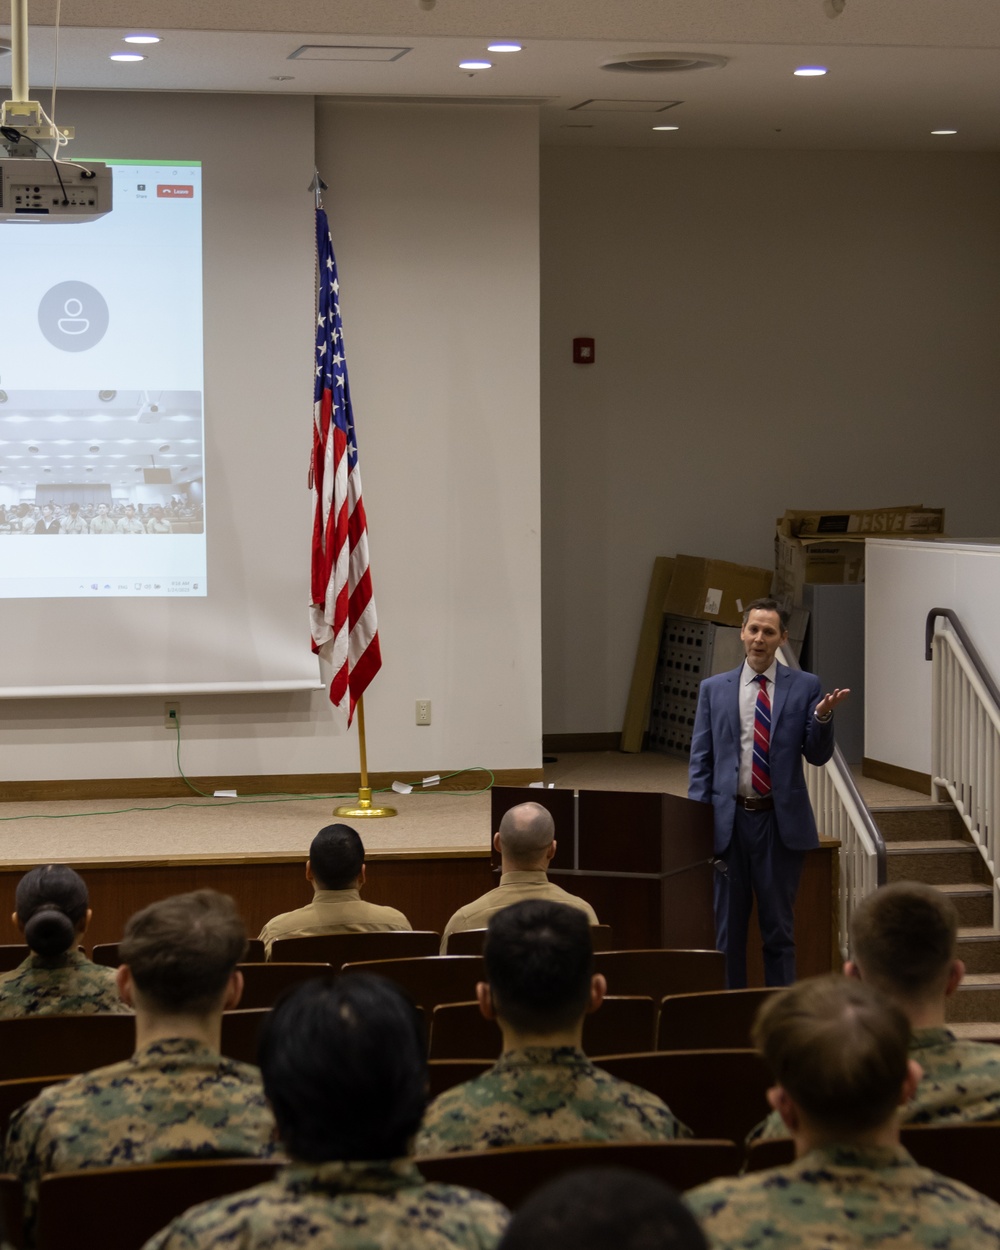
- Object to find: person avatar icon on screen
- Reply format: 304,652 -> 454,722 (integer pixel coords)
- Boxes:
57,299 -> 90,336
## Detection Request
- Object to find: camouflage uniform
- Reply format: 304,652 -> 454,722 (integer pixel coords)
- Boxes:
258,888 -> 411,958
415,1045 -> 689,1154
440,872 -> 599,953
5,1036 -> 280,1239
686,1142 -> 1000,1248
142,1157 -> 508,1250
750,1025 -> 1000,1142
0,949 -> 130,1018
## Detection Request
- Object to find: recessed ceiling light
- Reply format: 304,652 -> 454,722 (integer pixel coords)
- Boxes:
110,52 -> 145,62
794,66 -> 828,76
459,60 -> 492,70
653,125 -> 679,131
123,33 -> 160,44
487,43 -> 522,53
931,129 -> 957,135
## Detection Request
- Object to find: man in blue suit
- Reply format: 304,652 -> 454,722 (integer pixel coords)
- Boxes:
689,598 -> 849,988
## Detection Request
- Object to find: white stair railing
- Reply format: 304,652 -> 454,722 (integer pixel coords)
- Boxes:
927,609 -> 1000,926
781,645 -> 886,960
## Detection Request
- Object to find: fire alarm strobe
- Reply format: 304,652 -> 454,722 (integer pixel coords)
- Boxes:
573,337 -> 595,364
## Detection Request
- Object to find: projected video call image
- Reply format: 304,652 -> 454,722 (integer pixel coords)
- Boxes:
0,160 -> 206,598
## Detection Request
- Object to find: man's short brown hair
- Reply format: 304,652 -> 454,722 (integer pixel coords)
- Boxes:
753,974 -> 911,1136
119,890 -> 247,1014
850,882 -> 958,999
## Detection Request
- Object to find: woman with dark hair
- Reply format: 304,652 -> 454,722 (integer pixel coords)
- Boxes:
0,864 -> 129,1017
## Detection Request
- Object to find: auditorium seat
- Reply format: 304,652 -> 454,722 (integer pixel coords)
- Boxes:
219,1008 -> 271,1065
0,1174 -> 23,1250
341,956 -> 485,1015
0,1075 -> 69,1143
0,945 -> 31,973
657,988 -> 782,1051
745,1137 -> 794,1170
595,1050 -> 772,1144
901,1122 -> 1000,1201
235,962 -> 331,1010
417,1139 -> 741,1208
34,1158 -> 282,1250
269,931 -> 440,965
444,925 -> 615,956
91,937 -> 266,968
427,1059 -> 493,1099
429,996 -> 657,1060
594,950 -> 725,1002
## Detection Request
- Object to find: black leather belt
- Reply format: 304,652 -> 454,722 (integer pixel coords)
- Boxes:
737,794 -> 774,811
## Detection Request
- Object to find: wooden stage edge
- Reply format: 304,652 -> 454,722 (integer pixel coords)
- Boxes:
0,768 -> 544,803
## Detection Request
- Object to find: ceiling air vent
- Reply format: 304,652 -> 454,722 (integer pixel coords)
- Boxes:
600,52 -> 728,74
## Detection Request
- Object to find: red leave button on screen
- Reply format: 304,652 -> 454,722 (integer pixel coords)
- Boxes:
157,185 -> 194,198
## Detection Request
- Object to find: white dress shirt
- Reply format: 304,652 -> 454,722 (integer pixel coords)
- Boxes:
738,658 -> 777,798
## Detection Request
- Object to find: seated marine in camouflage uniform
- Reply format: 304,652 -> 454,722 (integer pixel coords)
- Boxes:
0,864 -> 128,1018
5,890 -> 279,1241
440,804 -> 598,953
751,882 -> 1000,1143
687,975 -> 1000,1249
143,973 -> 509,1250
417,900 -> 689,1155
258,823 -> 411,959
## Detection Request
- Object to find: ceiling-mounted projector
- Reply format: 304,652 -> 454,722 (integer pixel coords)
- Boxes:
0,157 -> 112,222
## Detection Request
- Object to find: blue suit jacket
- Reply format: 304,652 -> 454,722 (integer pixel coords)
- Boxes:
688,663 -> 835,854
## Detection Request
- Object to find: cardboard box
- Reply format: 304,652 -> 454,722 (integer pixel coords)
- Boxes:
663,555 -> 773,629
782,505 -> 945,538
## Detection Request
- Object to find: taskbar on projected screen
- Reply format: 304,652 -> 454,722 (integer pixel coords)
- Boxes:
3,578 -> 207,598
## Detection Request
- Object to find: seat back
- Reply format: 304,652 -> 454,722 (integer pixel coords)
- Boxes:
429,996 -> 656,1061
427,1059 -> 494,1100
341,956 -> 484,1014
445,925 -> 615,956
219,1009 -> 272,1065
744,1137 -> 795,1171
0,1174 -> 23,1250
269,931 -> 440,965
417,1139 -> 741,1208
657,988 -> 782,1051
34,1159 -> 282,1250
901,1122 -> 1000,1202
0,1075 -> 73,1144
595,950 -> 725,1001
0,945 -> 30,974
0,1013 -> 134,1080
236,962 -> 331,1010
596,1050 -> 772,1143
93,938 -> 265,968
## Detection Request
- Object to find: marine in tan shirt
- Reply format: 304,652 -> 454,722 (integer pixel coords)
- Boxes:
259,824 -> 410,958
440,802 -> 597,953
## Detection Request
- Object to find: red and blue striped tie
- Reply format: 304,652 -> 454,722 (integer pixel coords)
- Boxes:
752,673 -> 771,797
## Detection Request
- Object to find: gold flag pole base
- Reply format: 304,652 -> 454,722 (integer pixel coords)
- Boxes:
334,786 -> 397,820
333,698 -> 397,818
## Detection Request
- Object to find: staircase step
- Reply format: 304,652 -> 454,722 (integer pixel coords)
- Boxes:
957,931 -> 1000,975
936,885 -> 994,927
947,974 -> 1000,1023
885,841 -> 992,886
873,805 -> 970,843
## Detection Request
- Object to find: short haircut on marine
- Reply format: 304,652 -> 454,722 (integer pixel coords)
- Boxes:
752,974 -> 911,1136
497,802 -> 555,864
16,864 -> 89,958
119,890 -> 247,1014
851,881 -> 958,999
258,973 -> 427,1162
484,899 -> 593,1034
499,1168 -> 707,1250
308,824 -> 365,890
742,597 -> 789,628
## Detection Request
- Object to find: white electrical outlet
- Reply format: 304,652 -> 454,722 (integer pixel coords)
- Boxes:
416,700 -> 432,726
164,702 -> 180,729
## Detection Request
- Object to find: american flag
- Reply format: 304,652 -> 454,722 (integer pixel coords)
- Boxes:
310,207 -> 381,724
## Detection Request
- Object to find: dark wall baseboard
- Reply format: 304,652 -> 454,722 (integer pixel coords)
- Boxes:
0,767 -> 544,804
862,758 -> 932,796
542,732 -> 621,754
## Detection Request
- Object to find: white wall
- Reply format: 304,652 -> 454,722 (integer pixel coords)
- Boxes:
540,148 -> 1000,734
866,539 -> 1000,776
1,96 -> 542,782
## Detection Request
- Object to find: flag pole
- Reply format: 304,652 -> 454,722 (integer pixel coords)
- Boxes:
333,695 -> 397,819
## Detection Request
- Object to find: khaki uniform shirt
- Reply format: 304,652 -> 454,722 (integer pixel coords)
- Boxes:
686,1142 -> 1000,1249
751,1026 -> 1000,1143
0,949 -> 129,1018
4,1036 -> 280,1239
146,518 -> 173,533
60,516 -> 89,534
89,515 -> 117,533
440,871 -> 598,953
258,889 -> 411,958
117,516 -> 146,533
415,1045 -> 689,1155
142,1157 -> 508,1250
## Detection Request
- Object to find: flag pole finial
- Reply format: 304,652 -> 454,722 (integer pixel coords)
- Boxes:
308,169 -> 329,209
